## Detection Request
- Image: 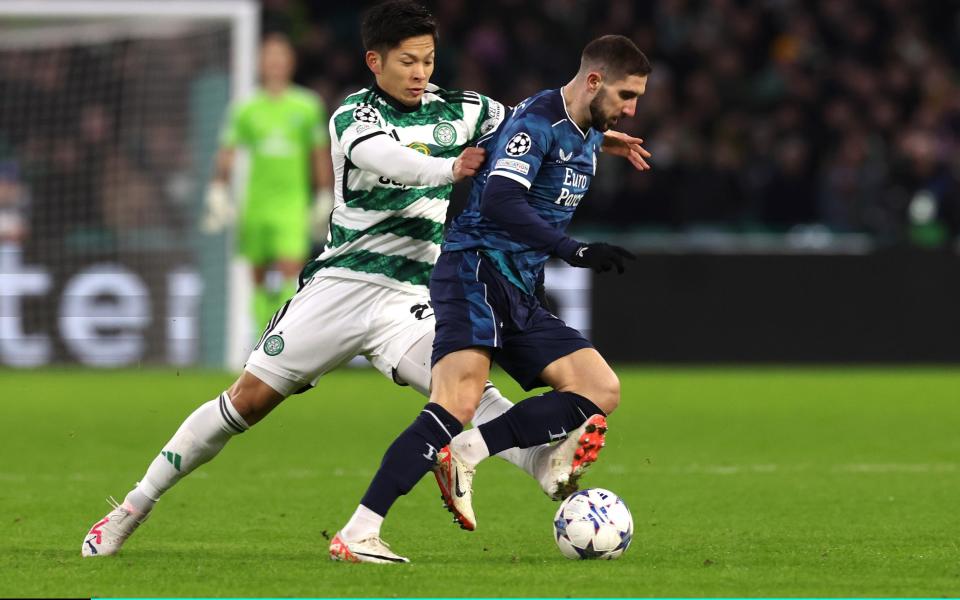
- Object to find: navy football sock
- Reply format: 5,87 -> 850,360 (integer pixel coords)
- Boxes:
360,403 -> 463,517
477,390 -> 603,455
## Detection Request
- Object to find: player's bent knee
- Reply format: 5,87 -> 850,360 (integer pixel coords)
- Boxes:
430,376 -> 483,424
430,347 -> 492,424
227,371 -> 286,426
436,394 -> 478,425
602,372 -> 622,414
584,369 -> 621,415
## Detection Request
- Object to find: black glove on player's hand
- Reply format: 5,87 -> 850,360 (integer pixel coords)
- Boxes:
563,242 -> 636,274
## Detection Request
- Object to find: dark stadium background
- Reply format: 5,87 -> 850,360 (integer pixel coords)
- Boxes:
279,0 -> 960,362
280,0 -> 960,238
3,0 -> 960,365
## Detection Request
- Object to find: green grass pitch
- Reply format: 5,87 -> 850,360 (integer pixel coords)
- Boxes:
2,366 -> 958,597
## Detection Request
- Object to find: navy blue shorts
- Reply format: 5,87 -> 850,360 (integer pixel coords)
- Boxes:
430,250 -> 593,391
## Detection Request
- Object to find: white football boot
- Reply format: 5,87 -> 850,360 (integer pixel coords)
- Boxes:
328,531 -> 409,564
538,414 -> 608,500
432,445 -> 477,531
81,496 -> 148,557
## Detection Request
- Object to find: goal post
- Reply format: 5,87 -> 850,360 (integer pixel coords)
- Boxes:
0,0 -> 258,369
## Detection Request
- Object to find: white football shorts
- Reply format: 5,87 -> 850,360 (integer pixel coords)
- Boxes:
244,275 -> 435,396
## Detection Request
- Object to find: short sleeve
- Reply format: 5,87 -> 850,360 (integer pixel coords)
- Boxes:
486,111 -> 552,189
468,93 -> 507,144
331,102 -> 390,160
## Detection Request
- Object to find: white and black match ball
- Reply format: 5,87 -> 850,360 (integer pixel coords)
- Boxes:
553,488 -> 634,560
505,132 -> 532,156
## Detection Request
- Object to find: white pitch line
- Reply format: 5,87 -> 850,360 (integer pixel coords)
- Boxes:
585,462 -> 960,475
833,463 -> 958,473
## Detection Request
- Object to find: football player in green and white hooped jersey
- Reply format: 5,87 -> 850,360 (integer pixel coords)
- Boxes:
298,83 -> 503,291
80,0 -> 651,563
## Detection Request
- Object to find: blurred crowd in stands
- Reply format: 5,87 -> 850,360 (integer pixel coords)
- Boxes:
272,0 -> 960,243
1,0 -> 959,251
0,28 -> 230,252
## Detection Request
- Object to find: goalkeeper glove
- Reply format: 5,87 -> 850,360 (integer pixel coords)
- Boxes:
561,241 -> 636,274
201,182 -> 235,233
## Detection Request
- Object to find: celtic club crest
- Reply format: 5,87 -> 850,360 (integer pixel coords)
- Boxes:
433,122 -> 456,146
263,334 -> 284,356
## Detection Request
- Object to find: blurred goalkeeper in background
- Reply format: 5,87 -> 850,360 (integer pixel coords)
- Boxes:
203,32 -> 334,331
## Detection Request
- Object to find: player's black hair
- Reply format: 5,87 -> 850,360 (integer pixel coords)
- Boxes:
580,35 -> 652,80
361,0 -> 438,54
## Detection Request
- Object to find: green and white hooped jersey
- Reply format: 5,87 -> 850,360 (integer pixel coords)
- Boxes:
300,83 -> 505,294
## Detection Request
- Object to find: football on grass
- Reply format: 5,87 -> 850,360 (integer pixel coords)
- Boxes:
553,488 -> 633,560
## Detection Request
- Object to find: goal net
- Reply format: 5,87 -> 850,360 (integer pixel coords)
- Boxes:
0,1 -> 257,368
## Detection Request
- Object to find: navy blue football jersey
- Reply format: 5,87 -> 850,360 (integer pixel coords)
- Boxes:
443,88 -> 604,294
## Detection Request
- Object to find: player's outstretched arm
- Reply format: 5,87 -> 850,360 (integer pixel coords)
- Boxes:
601,130 -> 652,171
480,175 -> 635,274
452,147 -> 486,181
480,175 -> 571,250
349,134 -> 484,187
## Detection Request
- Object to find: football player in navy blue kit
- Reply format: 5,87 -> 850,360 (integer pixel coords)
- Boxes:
353,35 -> 652,546
429,35 -> 652,530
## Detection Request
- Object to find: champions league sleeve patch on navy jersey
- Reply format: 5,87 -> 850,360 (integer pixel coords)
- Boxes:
353,104 -> 380,124
494,158 -> 530,175
505,132 -> 533,157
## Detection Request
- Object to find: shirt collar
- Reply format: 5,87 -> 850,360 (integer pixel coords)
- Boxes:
371,82 -> 421,113
558,87 -> 588,139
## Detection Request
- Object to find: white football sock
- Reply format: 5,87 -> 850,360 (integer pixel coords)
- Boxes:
468,383 -> 542,477
451,428 -> 489,467
340,504 -> 385,542
393,335 -> 547,478
124,392 -> 248,514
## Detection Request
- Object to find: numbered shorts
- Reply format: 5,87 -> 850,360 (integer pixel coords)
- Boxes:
430,250 -> 593,391
237,208 -> 309,265
245,275 -> 434,396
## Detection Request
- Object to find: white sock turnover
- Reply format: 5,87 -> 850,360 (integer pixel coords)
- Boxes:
466,383 -> 543,478
340,504 -> 384,542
